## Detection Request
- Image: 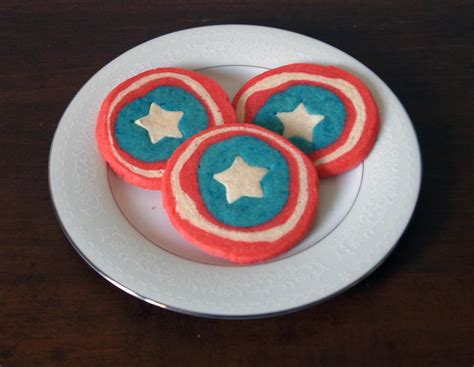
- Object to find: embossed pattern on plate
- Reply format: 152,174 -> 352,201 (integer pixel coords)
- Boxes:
49,25 -> 421,318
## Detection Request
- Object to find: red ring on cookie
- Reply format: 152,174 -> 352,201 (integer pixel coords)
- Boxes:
162,124 -> 319,264
233,64 -> 380,177
96,67 -> 236,189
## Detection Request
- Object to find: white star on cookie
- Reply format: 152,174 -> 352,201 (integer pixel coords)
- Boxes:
213,156 -> 269,204
276,102 -> 325,143
134,102 -> 184,144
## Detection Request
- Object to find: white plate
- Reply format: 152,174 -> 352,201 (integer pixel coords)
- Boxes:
49,25 -> 421,318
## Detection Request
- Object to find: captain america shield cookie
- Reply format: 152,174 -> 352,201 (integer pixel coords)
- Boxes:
162,124 -> 319,264
96,67 -> 236,189
233,64 -> 380,177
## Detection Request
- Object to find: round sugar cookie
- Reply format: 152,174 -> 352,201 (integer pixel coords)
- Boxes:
232,64 -> 380,177
162,124 -> 319,264
96,67 -> 236,189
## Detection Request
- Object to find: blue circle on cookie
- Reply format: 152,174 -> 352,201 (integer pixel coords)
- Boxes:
254,85 -> 347,153
198,136 -> 290,228
114,86 -> 208,162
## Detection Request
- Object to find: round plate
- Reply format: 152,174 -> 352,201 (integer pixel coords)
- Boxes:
49,25 -> 421,318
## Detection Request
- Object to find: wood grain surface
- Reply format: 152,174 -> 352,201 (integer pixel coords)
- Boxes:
1,1 -> 473,366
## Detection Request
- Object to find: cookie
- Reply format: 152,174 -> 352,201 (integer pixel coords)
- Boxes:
233,63 -> 380,177
96,67 -> 236,189
162,124 -> 319,264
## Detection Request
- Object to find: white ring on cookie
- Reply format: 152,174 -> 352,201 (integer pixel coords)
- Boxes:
107,72 -> 224,178
235,72 -> 366,166
170,125 -> 311,243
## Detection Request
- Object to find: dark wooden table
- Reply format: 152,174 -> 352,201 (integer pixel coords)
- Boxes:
1,1 -> 473,366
